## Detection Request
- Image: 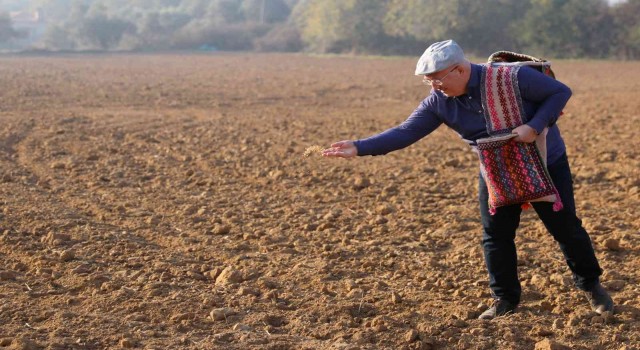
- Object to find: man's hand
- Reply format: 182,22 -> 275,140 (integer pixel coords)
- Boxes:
322,140 -> 358,159
512,124 -> 538,143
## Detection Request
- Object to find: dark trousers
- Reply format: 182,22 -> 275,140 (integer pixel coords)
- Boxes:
479,152 -> 602,304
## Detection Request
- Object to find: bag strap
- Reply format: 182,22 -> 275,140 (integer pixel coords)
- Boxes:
488,50 -> 555,79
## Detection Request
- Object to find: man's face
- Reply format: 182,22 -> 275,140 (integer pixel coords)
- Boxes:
423,65 -> 465,97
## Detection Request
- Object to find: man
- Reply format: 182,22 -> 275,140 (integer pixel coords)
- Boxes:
322,40 -> 613,319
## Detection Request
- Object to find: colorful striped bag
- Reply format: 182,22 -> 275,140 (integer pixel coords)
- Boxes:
477,53 -> 563,215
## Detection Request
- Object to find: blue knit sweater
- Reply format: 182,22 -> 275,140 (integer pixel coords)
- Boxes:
354,63 -> 571,165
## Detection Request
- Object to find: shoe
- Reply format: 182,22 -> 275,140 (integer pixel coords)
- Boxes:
478,299 -> 518,320
584,283 -> 614,314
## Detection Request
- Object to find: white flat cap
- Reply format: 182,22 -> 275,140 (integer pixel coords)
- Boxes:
415,40 -> 465,75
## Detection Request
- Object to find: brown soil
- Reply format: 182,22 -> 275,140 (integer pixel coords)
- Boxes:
0,53 -> 638,350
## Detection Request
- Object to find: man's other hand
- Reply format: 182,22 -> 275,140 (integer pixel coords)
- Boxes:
512,124 -> 537,143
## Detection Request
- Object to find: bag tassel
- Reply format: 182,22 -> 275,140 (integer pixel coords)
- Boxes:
553,200 -> 563,212
552,189 -> 563,212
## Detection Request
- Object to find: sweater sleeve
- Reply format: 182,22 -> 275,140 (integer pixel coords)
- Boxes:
518,66 -> 572,134
354,98 -> 442,156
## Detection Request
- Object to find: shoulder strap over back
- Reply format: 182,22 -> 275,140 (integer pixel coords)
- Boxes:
488,51 -> 555,79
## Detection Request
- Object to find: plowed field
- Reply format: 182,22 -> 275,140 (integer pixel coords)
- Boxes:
0,53 -> 638,349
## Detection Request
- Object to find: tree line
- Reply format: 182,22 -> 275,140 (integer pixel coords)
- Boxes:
1,0 -> 639,59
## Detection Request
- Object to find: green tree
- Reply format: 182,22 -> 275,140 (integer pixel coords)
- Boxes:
610,0 -> 640,59
452,0 -> 532,56
0,12 -> 25,43
206,0 -> 244,25
292,0 -> 388,53
132,10 -> 191,49
39,0 -> 87,50
0,0 -> 29,11
514,0 -> 613,58
384,0 -> 534,56
383,0 -> 457,43
77,14 -> 136,49
241,0 -> 291,23
42,24 -> 76,49
178,0 -> 209,17
32,0 -> 90,22
19,0 -> 637,57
